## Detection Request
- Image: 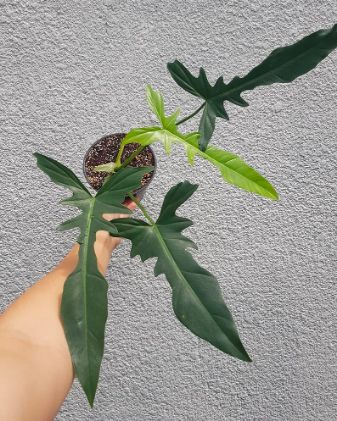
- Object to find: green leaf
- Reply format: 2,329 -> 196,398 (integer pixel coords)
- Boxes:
168,23 -> 337,149
166,63 -> 236,150
146,84 -> 180,132
225,23 -> 337,94
186,138 -> 278,200
34,153 -> 149,406
124,125 -> 199,158
112,181 -> 251,362
94,162 -> 116,173
122,90 -> 278,199
146,84 -> 165,124
124,86 -> 200,157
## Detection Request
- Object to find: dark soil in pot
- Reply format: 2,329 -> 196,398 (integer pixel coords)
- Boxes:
83,133 -> 156,199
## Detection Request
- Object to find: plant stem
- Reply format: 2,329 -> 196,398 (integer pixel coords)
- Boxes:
118,145 -> 145,170
115,143 -> 125,168
127,192 -> 155,225
176,102 -> 205,126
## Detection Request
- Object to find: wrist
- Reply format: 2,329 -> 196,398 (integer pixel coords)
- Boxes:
94,233 -> 122,275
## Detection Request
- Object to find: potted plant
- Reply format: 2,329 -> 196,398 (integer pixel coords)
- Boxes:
34,23 -> 337,406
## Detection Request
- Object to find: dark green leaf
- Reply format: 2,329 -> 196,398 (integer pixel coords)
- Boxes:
225,23 -> 337,94
168,23 -> 337,149
34,153 -> 149,406
167,62 -> 236,150
113,181 -> 251,362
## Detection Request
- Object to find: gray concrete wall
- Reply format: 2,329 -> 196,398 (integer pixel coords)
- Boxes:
1,1 -> 337,420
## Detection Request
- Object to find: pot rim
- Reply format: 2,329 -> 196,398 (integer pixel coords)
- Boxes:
83,132 -> 157,199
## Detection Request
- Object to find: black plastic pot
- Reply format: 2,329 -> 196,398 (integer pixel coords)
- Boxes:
83,133 -> 156,201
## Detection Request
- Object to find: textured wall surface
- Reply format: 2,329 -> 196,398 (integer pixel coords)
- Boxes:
1,1 -> 337,420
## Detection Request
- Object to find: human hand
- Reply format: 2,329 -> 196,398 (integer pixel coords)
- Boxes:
95,199 -> 138,274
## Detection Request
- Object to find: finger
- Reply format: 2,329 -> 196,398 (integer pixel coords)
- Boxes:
126,201 -> 137,210
102,200 -> 138,221
102,212 -> 128,221
123,198 -> 138,209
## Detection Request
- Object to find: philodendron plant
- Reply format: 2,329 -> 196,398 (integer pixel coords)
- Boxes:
34,24 -> 337,406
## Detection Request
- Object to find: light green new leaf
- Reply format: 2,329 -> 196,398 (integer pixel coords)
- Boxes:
168,23 -> 337,149
124,125 -> 199,157
123,88 -> 277,200
94,162 -> 116,173
112,181 -> 251,362
146,84 -> 180,131
34,153 -> 150,406
124,86 -> 199,156
185,137 -> 278,200
146,84 -> 165,124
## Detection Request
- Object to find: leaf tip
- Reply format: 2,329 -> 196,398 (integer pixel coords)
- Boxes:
231,342 -> 252,363
269,188 -> 279,201
87,395 -> 95,408
33,152 -> 43,164
198,142 -> 207,152
82,379 -> 97,408
146,83 -> 152,94
167,59 -> 179,68
259,188 -> 279,201
243,353 -> 253,363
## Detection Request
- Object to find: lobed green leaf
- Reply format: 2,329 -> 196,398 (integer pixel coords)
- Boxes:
121,90 -> 278,200
112,181 -> 251,362
34,153 -> 149,406
168,23 -> 337,149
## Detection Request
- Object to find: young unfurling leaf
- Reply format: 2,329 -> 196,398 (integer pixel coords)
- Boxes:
112,181 -> 251,362
168,23 -> 337,150
146,84 -> 180,131
123,85 -> 199,156
94,162 -> 116,173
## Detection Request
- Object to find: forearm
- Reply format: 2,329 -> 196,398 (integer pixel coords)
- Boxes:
0,233 -> 120,421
